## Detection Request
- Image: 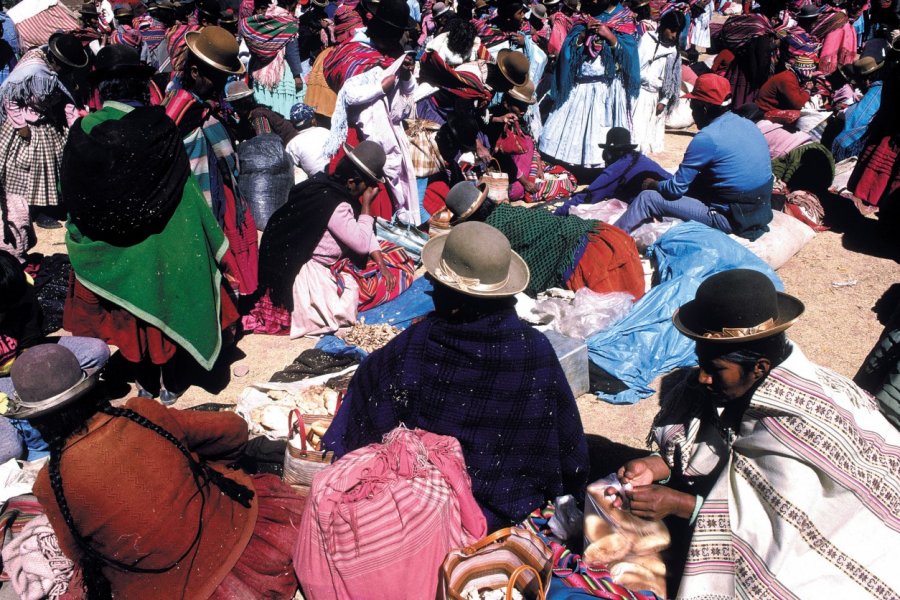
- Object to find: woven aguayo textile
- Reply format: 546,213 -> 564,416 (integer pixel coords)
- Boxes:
485,204 -> 599,297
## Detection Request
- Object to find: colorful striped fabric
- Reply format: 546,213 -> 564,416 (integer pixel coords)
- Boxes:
519,506 -> 662,600
418,50 -> 492,103
165,22 -> 199,73
136,14 -> 166,51
9,0 -> 79,50
239,10 -> 298,59
323,40 -> 395,91
330,241 -> 416,312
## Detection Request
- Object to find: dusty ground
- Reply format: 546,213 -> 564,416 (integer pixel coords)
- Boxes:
33,127 -> 900,476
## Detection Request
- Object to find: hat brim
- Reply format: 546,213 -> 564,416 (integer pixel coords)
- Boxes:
449,183 -> 489,225
598,142 -> 637,150
672,292 -> 805,343
496,49 -> 529,86
421,235 -> 530,298
508,87 -> 537,104
342,142 -> 386,184
225,89 -> 255,102
88,63 -> 156,83
48,37 -> 89,69
184,30 -> 246,75
5,369 -> 100,420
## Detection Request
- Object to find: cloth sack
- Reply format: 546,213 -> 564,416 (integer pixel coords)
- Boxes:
494,120 -> 530,155
1,513 -> 75,600
439,527 -> 553,600
405,119 -> 443,177
294,427 -> 487,599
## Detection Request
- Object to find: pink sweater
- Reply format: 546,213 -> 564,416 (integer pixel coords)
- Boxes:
311,203 -> 380,266
757,120 -> 813,159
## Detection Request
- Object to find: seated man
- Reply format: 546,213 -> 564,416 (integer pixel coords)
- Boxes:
444,181 -> 645,299
554,127 -> 671,216
616,74 -> 774,240
612,269 -> 900,597
323,222 -> 589,530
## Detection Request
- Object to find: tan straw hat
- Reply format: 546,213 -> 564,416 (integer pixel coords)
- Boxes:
422,221 -> 529,298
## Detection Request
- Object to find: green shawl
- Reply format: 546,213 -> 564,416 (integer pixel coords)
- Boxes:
65,103 -> 228,369
485,204 -> 599,297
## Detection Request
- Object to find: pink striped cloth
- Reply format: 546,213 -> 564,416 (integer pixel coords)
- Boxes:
294,427 -> 487,600
12,3 -> 79,50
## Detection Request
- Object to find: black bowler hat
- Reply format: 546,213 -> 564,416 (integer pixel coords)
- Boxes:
598,127 -> 637,150
796,4 -> 821,19
48,32 -> 90,69
370,0 -> 416,30
89,44 -> 156,82
673,269 -> 804,343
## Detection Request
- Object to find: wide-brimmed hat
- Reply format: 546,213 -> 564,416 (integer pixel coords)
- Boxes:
508,79 -> 536,104
545,0 -> 560,5
149,0 -> 177,13
80,2 -> 99,17
496,48 -> 530,86
683,72 -> 732,106
598,126 -> 637,150
370,0 -> 416,30
218,7 -> 238,24
423,221 -> 530,298
6,345 -> 104,420
562,0 -> 578,10
529,4 -> 548,19
795,4 -> 821,19
89,44 -> 156,82
113,3 -> 134,18
444,181 -> 489,223
224,79 -> 254,102
185,25 -> 245,75
342,140 -> 387,184
853,55 -> 883,77
631,0 -> 651,8
48,33 -> 90,69
673,269 -> 804,343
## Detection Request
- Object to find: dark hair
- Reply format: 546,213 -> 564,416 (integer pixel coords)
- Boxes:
0,250 -> 27,310
332,156 -> 373,185
446,18 -> 477,57
97,77 -> 151,104
40,405 -> 254,600
697,332 -> 792,374
428,273 -> 516,318
660,9 -> 687,34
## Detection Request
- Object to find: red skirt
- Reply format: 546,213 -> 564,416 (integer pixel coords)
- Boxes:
566,225 -> 645,300
63,275 -> 239,365
209,474 -> 306,600
848,134 -> 900,207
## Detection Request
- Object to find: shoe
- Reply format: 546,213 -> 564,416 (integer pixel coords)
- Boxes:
33,212 -> 62,229
159,388 -> 181,406
136,387 -> 155,399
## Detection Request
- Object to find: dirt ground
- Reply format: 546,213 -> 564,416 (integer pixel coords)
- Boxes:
33,127 -> 900,476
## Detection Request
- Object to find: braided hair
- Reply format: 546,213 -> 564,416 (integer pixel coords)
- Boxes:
46,406 -> 254,599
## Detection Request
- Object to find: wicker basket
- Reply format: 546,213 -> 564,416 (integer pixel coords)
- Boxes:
283,409 -> 334,494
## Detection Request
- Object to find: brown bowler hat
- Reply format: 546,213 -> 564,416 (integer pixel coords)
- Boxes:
185,25 -> 245,75
496,49 -> 530,86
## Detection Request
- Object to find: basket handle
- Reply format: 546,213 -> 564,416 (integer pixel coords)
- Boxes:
506,565 -> 546,600
287,409 -> 308,452
461,527 -> 519,555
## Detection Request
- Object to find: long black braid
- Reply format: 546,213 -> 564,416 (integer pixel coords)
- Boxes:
47,406 -> 255,599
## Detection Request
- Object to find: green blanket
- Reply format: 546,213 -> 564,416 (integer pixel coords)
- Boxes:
486,204 -> 599,297
65,104 -> 228,370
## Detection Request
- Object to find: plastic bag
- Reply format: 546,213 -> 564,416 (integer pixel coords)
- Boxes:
569,199 -> 629,224
238,134 -> 294,230
728,210 -> 815,270
547,495 -> 583,541
583,474 -> 669,598
533,289 -> 633,340
630,218 -> 682,253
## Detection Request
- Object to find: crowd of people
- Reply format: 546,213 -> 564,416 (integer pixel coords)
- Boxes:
0,0 -> 898,596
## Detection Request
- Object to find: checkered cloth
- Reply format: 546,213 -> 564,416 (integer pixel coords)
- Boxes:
0,120 -> 66,207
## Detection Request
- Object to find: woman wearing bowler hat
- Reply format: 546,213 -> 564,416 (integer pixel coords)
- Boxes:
322,221 -> 590,530
610,269 -> 900,598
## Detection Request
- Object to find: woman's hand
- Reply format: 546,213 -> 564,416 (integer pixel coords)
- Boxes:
617,455 -> 671,487
372,251 -> 397,291
360,185 -> 380,214
475,139 -> 493,163
381,73 -> 397,94
626,485 -> 696,520
655,102 -> 666,116
492,112 -> 518,125
294,76 -> 305,93
398,53 -> 415,81
521,177 -> 538,194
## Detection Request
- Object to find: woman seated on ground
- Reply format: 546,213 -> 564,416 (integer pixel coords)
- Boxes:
253,141 -> 415,337
610,269 -> 900,597
443,180 -> 645,299
487,82 -> 576,203
8,344 -> 304,599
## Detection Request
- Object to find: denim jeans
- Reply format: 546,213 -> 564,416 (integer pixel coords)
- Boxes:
615,189 -> 734,234
0,336 -> 110,462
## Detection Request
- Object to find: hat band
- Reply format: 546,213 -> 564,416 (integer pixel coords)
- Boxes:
435,258 -> 509,293
701,317 -> 775,340
6,372 -> 88,415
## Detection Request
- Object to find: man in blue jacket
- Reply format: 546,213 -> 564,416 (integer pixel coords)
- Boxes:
616,73 -> 774,240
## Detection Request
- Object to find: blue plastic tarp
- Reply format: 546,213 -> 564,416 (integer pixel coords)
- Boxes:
357,276 -> 435,329
586,222 -> 783,405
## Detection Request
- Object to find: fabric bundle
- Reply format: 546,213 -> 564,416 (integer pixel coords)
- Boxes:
136,14 -> 167,51
333,4 -> 362,43
718,13 -> 773,50
418,50 -> 493,103
782,26 -> 819,60
1,514 -> 75,600
295,427 -> 487,600
810,7 -> 849,40
112,24 -> 142,48
239,9 -> 299,59
62,106 -> 188,245
323,40 -> 395,91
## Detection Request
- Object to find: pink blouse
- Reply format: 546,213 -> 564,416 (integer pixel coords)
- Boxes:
311,203 -> 380,266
